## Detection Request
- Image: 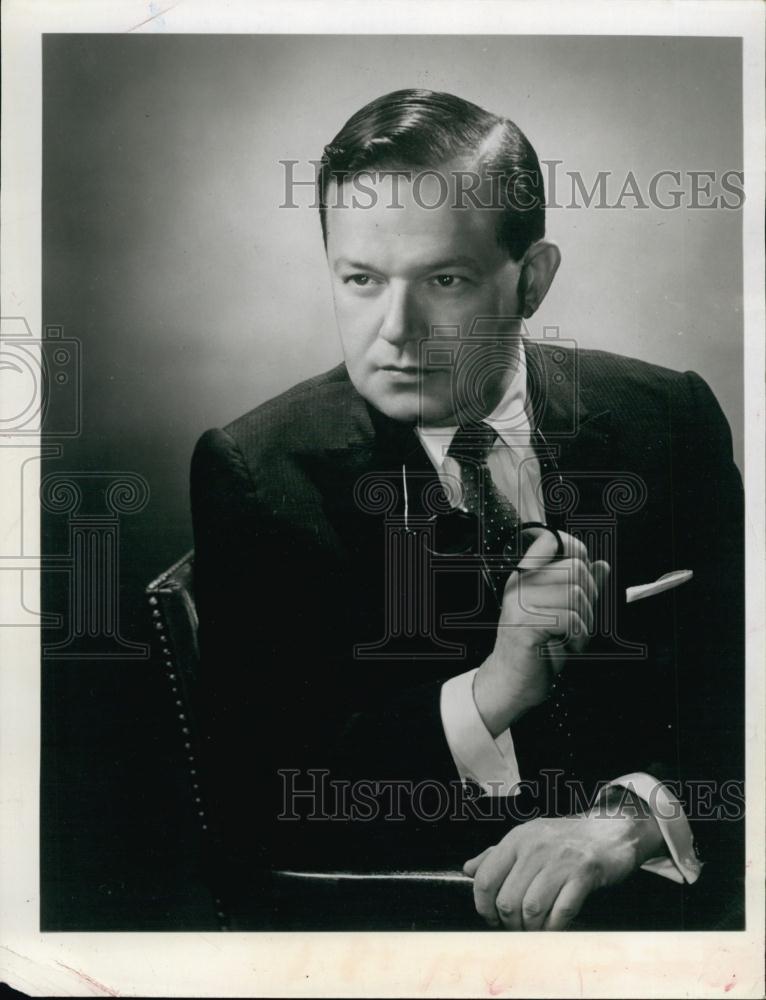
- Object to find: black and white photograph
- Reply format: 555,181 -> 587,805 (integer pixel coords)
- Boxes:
1,1 -> 764,996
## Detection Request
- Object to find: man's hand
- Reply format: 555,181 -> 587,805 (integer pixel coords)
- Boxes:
463,798 -> 666,930
473,530 -> 610,737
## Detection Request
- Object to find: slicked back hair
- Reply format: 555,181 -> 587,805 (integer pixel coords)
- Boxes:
318,89 -> 546,262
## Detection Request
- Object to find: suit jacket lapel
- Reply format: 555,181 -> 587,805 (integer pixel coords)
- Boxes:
525,339 -> 614,527
307,368 -> 442,525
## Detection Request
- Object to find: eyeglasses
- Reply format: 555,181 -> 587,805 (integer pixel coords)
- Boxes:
401,473 -> 564,607
398,426 -> 566,605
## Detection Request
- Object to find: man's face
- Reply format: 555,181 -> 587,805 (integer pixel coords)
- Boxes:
325,168 -> 523,425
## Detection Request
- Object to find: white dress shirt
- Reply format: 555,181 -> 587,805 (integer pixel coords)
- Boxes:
416,339 -> 701,885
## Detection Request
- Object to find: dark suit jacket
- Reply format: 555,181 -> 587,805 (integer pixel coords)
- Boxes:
190,341 -> 744,925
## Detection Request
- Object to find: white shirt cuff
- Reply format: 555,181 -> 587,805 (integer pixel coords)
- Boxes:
607,772 -> 703,885
440,668 -> 521,796
439,674 -> 702,885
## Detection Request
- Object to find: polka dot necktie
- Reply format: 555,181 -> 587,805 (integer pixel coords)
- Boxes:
446,421 -> 520,564
448,420 -> 576,781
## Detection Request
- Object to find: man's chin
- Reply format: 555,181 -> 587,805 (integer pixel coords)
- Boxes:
367,391 -> 456,427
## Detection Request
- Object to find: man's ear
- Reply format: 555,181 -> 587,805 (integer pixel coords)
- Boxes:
518,241 -> 561,319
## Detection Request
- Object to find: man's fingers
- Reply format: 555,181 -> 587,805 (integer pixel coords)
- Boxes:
528,606 -> 591,644
463,846 -> 493,877
544,602 -> 592,639
471,839 -> 518,927
570,587 -> 593,634
516,528 -> 561,572
591,560 -> 611,603
518,868 -> 565,931
517,530 -> 589,572
522,558 -> 597,608
518,530 -> 591,574
493,855 -> 544,931
558,532 -> 589,563
573,557 -> 598,611
542,875 -> 593,930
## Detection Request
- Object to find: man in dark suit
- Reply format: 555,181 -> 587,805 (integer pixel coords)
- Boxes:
190,90 -> 744,930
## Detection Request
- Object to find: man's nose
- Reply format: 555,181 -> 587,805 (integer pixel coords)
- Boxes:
378,283 -> 422,346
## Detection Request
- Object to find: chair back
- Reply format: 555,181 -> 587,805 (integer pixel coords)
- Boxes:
146,549 -> 199,712
147,551 -> 232,925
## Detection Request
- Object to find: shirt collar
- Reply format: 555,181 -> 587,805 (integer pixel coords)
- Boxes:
416,337 -> 531,471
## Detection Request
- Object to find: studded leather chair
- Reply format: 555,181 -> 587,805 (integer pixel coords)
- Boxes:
144,551 -> 478,929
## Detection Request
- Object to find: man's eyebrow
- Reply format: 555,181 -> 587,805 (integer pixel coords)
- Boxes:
333,255 -> 481,272
333,257 -> 379,271
419,256 -> 482,271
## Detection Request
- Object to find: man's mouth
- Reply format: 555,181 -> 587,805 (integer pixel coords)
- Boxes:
380,364 -> 440,378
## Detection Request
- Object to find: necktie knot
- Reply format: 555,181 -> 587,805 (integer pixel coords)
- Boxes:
447,421 -> 498,465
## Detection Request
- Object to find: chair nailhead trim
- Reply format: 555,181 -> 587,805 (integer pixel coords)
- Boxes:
149,582 -> 229,925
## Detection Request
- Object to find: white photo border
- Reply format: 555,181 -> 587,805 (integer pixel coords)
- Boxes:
1,1 -> 763,997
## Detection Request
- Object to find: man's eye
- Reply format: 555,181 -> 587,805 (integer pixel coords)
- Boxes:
346,274 -> 374,287
432,275 -> 464,288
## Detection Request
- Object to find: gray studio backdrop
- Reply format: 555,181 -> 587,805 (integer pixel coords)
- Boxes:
44,30 -> 743,603
41,31 -> 743,930
44,35 -> 742,572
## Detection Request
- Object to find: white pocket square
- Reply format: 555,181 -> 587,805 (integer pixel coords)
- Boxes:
625,569 -> 693,604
